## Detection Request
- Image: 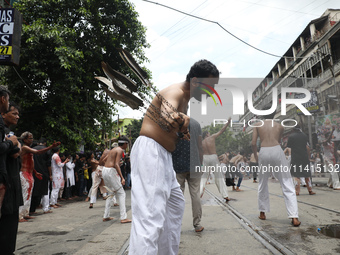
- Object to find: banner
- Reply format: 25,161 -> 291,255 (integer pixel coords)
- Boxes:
0,8 -> 22,66
296,90 -> 320,115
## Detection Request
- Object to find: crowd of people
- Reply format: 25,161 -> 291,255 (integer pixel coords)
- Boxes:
1,58 -> 340,255
0,85 -> 133,254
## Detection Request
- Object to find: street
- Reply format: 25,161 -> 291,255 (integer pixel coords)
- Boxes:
15,175 -> 340,255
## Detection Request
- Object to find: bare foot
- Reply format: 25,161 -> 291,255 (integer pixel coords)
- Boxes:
291,218 -> 301,227
309,191 -> 316,195
259,212 -> 266,220
114,203 -> 119,206
225,197 -> 230,203
334,188 -> 340,190
50,204 -> 59,208
85,197 -> 90,202
121,219 -> 132,224
19,219 -> 28,222
43,210 -> 53,214
55,203 -> 62,207
235,187 -> 242,192
103,217 -> 114,222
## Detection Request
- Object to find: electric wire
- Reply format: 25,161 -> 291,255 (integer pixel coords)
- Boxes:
142,0 -> 283,58
12,66 -> 43,101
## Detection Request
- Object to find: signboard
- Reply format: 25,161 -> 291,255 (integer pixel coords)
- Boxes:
0,8 -> 22,66
296,90 -> 320,115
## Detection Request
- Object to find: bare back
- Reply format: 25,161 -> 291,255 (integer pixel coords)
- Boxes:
202,136 -> 217,155
104,147 -> 123,169
254,120 -> 283,147
140,82 -> 189,152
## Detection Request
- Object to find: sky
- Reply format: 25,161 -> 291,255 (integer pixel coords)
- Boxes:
116,0 -> 340,122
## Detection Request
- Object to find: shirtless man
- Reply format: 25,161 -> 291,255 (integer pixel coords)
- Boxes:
129,60 -> 219,255
229,150 -> 246,191
200,118 -> 231,201
88,152 -> 108,208
251,111 -> 300,227
101,137 -> 131,223
18,132 -> 60,221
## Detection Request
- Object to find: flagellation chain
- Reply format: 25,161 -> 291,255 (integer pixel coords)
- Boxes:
138,91 -> 186,137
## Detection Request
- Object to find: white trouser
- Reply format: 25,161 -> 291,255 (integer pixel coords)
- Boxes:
42,181 -> 50,212
258,145 -> 298,218
50,188 -> 60,205
19,172 -> 34,220
42,194 -> 50,212
102,167 -> 127,220
325,162 -> 340,189
90,168 -> 108,203
129,136 -> 185,255
200,154 -> 229,198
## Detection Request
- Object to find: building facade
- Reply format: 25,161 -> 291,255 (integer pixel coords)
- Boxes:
240,9 -> 340,149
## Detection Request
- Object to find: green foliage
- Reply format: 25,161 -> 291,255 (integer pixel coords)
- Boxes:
202,124 -> 252,156
124,118 -> 143,145
2,0 -> 151,152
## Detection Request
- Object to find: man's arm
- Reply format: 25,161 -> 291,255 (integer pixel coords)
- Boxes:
22,141 -> 60,155
212,117 -> 231,138
157,90 -> 191,140
251,126 -> 259,162
114,150 -> 125,186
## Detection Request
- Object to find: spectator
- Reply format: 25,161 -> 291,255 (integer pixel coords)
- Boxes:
0,101 -> 21,254
50,147 -> 69,208
30,137 -> 53,215
18,132 -> 59,222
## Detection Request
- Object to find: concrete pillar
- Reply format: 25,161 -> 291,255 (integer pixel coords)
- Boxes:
278,63 -> 282,77
310,23 -> 316,41
285,57 -> 289,70
300,36 -> 305,51
293,47 -> 297,61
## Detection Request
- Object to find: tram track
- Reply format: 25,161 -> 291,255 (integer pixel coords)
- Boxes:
118,183 -> 338,255
242,185 -> 340,215
205,188 -> 296,255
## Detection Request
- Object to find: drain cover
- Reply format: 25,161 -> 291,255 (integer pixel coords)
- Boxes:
318,224 -> 340,238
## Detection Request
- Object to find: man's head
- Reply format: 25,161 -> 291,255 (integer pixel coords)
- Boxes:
38,137 -> 47,145
52,146 -> 60,154
21,131 -> 33,146
118,135 -> 130,149
0,86 -> 11,113
187,60 -> 220,101
2,102 -> 19,127
293,124 -> 302,132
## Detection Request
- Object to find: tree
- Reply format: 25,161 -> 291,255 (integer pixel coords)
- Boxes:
202,124 -> 251,155
1,0 -> 151,152
125,118 -> 143,145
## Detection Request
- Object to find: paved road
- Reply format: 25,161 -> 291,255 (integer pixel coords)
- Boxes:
16,193 -> 132,255
15,176 -> 340,254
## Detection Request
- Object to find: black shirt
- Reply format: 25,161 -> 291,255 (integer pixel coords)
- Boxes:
287,130 -> 311,177
172,118 -> 202,174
